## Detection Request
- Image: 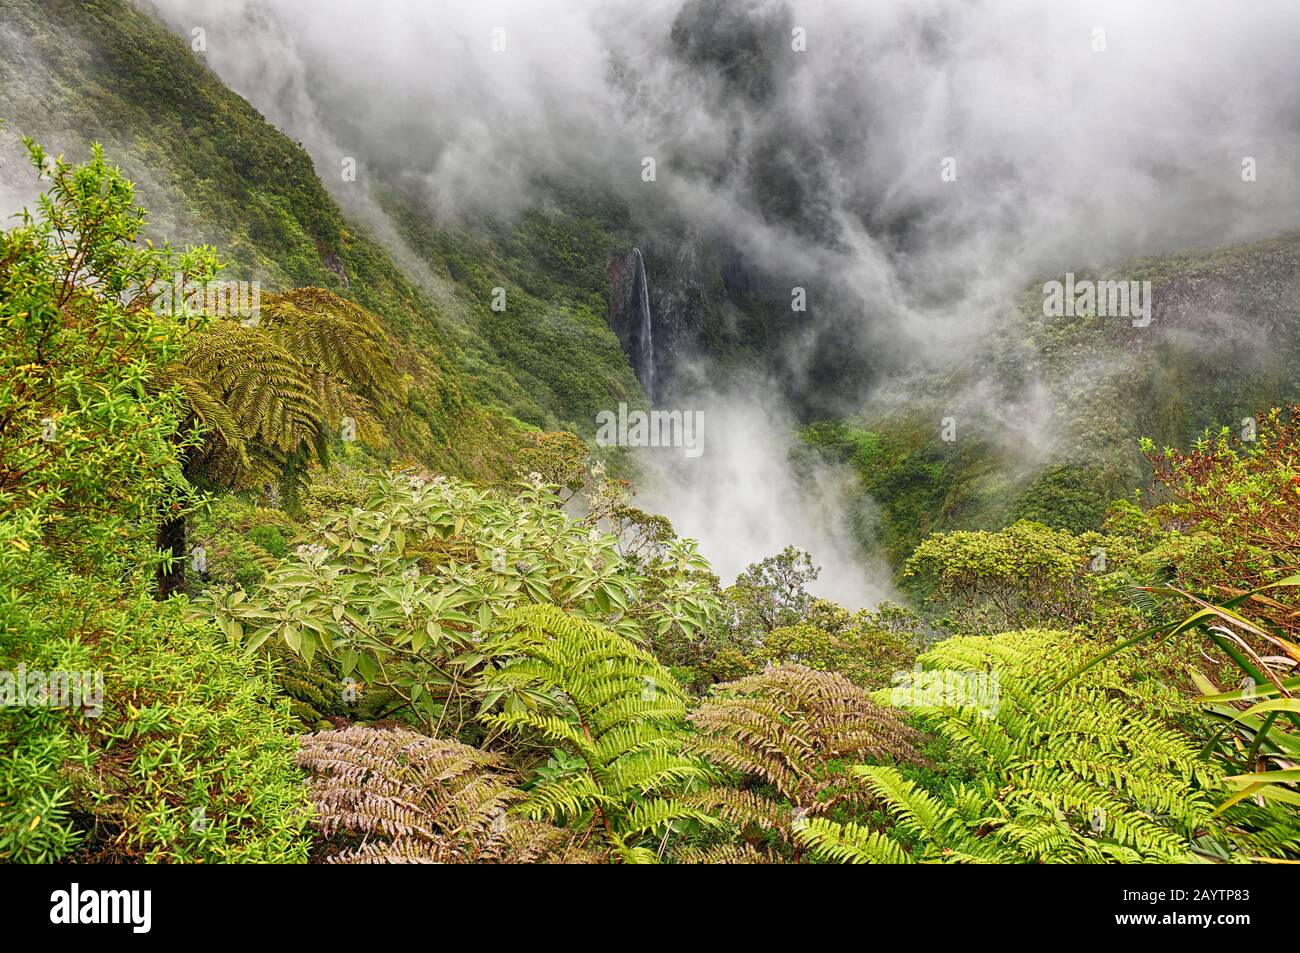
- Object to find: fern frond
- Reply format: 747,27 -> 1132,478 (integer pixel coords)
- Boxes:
480,605 -> 715,861
688,664 -> 925,854
795,817 -> 915,864
296,725 -> 578,864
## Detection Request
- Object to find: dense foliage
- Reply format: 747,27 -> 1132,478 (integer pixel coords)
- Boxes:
2,97 -> 1297,865
798,630 -> 1295,863
0,143 -> 310,862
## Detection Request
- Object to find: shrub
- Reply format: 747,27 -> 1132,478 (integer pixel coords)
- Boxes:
1141,408 -> 1300,639
0,142 -> 309,863
202,469 -> 721,734
1,549 -> 312,863
755,600 -> 927,690
904,520 -> 1111,634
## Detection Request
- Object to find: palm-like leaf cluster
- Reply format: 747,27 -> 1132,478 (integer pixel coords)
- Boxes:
165,287 -> 393,492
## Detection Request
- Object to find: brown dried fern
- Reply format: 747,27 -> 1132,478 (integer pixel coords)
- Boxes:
687,664 -> 926,847
296,726 -> 594,863
672,842 -> 771,864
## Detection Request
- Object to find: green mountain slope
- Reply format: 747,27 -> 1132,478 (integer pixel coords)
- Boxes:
0,0 -> 646,476
808,230 -> 1300,565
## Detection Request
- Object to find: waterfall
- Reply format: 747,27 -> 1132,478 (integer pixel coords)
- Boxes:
631,246 -> 656,400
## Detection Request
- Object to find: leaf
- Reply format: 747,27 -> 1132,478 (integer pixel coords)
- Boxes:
1224,768 -> 1300,786
1231,699 -> 1300,721
1198,674 -> 1300,703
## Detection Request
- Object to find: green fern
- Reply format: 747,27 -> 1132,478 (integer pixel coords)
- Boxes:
800,630 -> 1296,863
794,816 -> 915,864
168,287 -> 393,493
156,287 -> 397,595
479,605 -> 720,863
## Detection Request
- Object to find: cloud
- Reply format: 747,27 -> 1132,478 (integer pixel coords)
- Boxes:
145,0 -> 1300,347
627,374 -> 896,607
137,0 -> 1300,603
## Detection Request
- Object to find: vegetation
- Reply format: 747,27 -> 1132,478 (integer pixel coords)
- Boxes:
799,630 -> 1294,863
688,664 -> 924,859
480,606 -> 718,863
156,286 -> 398,594
0,142 -> 310,862
296,725 -> 594,863
903,520 -> 1110,635
1,17 -> 1297,864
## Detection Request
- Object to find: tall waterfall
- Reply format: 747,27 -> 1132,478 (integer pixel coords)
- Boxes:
631,246 -> 656,400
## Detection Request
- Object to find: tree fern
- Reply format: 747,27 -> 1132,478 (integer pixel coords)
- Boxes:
156,287 -> 396,595
170,287 -> 393,492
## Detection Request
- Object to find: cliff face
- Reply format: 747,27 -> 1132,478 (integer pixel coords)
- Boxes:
606,233 -> 779,402
606,248 -> 658,400
608,245 -> 694,402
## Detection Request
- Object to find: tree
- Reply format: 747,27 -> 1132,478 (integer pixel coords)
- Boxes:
0,139 -> 213,549
725,545 -> 821,641
156,286 -> 397,596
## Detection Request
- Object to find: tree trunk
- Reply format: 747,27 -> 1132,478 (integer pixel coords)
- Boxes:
156,511 -> 187,599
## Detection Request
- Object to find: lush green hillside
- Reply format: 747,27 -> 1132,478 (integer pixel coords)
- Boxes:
806,230 -> 1300,566
0,0 -> 649,474
1,0 -> 1297,868
381,193 -> 645,431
